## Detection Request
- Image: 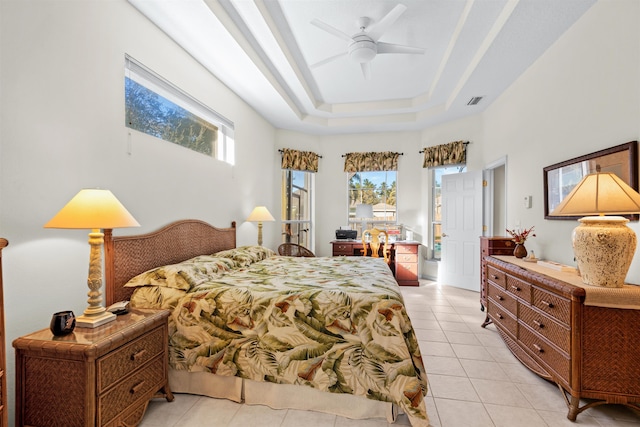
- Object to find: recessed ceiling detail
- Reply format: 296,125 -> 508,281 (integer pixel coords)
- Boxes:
128,0 -> 596,135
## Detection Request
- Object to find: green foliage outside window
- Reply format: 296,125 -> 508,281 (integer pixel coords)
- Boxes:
125,77 -> 218,156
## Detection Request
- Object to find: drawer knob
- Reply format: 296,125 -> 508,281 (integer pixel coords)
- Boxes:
511,285 -> 521,292
497,312 -> 504,320
533,320 -> 544,329
497,295 -> 504,301
130,380 -> 145,394
491,275 -> 499,280
541,300 -> 555,308
131,349 -> 147,361
533,343 -> 544,353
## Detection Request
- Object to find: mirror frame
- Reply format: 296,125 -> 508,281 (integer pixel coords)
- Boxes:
543,141 -> 638,220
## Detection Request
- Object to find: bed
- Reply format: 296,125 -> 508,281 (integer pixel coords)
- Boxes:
104,220 -> 429,426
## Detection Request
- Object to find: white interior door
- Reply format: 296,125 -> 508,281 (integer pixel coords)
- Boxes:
440,170 -> 483,291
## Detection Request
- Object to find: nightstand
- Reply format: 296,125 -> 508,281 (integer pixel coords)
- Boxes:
13,309 -> 173,427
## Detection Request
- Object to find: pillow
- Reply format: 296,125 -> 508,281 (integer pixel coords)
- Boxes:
129,285 -> 186,310
124,255 -> 236,291
214,245 -> 276,267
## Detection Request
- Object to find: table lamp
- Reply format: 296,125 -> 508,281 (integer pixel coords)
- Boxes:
355,203 -> 374,237
247,206 -> 275,246
551,172 -> 640,287
45,189 -> 140,327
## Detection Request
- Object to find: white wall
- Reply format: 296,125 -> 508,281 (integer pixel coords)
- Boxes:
0,1 -> 278,422
481,0 -> 640,281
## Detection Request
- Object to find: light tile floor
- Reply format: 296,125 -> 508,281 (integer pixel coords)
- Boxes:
140,280 -> 640,427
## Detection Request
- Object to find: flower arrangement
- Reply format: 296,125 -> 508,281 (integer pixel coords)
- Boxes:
506,226 -> 536,245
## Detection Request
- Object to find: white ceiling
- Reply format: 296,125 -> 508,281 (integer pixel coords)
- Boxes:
128,0 -> 596,135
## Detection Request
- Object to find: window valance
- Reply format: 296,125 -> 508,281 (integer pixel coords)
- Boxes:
343,151 -> 401,172
279,148 -> 321,172
422,141 -> 468,168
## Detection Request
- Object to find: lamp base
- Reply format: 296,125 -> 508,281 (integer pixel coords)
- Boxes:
573,216 -> 637,288
75,310 -> 116,328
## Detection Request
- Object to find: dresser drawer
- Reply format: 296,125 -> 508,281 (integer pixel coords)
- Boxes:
333,243 -> 356,256
487,281 -> 517,316
486,266 -> 507,288
395,244 -> 418,255
519,324 -> 569,380
484,239 -> 516,251
396,253 -> 417,263
396,262 -> 418,281
506,275 -> 532,303
519,304 -> 570,352
487,301 -> 517,336
98,326 -> 165,391
98,355 -> 165,426
532,288 -> 570,325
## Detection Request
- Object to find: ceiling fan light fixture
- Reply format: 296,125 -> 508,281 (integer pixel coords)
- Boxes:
349,35 -> 377,63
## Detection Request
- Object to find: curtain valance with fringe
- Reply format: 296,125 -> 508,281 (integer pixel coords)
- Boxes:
422,141 -> 467,168
343,151 -> 401,172
280,148 -> 320,172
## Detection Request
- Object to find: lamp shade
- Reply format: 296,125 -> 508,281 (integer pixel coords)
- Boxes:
247,206 -> 275,222
355,203 -> 374,219
551,172 -> 640,216
44,189 -> 140,229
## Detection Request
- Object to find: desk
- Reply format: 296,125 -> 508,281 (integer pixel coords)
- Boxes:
330,240 -> 420,286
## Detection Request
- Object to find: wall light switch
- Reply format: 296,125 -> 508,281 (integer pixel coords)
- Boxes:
523,195 -> 532,209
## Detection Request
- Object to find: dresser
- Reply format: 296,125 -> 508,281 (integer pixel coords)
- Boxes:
330,240 -> 420,286
13,309 -> 173,427
479,237 -> 515,314
482,255 -> 640,421
0,239 -> 7,427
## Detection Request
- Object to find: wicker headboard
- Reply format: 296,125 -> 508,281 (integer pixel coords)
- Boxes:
104,219 -> 237,305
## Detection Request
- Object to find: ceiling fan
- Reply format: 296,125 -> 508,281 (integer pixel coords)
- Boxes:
310,4 -> 425,80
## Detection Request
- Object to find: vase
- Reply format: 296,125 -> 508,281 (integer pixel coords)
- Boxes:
50,310 -> 76,336
513,243 -> 527,259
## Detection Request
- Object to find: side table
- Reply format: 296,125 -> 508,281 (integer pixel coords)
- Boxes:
13,309 -> 173,427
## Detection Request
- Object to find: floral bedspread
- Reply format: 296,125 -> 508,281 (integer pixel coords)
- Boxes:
127,246 -> 428,425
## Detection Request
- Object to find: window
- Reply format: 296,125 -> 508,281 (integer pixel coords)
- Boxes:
124,54 -> 234,164
348,171 -> 397,236
281,170 -> 313,250
431,165 -> 466,259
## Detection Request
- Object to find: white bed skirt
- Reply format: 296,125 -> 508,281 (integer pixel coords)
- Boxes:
168,369 -> 398,423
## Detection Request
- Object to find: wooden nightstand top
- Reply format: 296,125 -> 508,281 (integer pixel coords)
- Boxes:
13,309 -> 169,360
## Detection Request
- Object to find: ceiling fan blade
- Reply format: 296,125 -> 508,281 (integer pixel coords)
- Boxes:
311,52 -> 348,68
311,18 -> 352,42
367,4 -> 407,41
360,62 -> 371,80
377,41 -> 425,55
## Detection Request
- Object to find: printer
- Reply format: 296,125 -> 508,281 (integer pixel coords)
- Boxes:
335,229 -> 357,240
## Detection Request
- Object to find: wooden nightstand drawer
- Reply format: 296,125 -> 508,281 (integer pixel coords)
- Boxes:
98,356 -> 165,425
98,325 -> 165,391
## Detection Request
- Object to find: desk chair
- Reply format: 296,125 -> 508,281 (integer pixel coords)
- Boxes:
278,243 -> 315,257
362,228 -> 390,263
